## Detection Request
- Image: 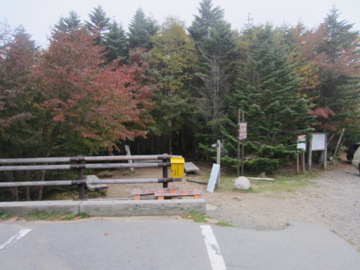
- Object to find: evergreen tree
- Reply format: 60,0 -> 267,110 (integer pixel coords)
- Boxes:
103,21 -> 128,64
303,8 -> 360,153
128,8 -> 159,51
314,8 -> 360,131
0,26 -> 37,135
188,0 -> 239,149
86,6 -> 110,45
54,11 -> 82,33
227,24 -> 315,173
188,0 -> 224,46
150,17 -> 198,154
0,27 -> 39,200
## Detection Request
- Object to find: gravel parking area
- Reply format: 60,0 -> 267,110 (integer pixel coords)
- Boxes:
203,161 -> 360,252
107,158 -> 360,251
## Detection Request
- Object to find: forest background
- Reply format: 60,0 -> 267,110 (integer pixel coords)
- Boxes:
0,0 -> 359,200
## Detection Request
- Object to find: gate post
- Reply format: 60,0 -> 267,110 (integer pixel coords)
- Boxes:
71,155 -> 86,200
162,154 -> 169,188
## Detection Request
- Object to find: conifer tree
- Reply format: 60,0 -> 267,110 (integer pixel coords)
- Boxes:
0,27 -> 39,200
188,0 -> 239,153
86,6 -> 111,45
295,8 -> 360,152
312,8 -> 360,136
227,24 -> 315,173
54,11 -> 82,33
103,21 -> 128,64
150,17 -> 198,153
128,8 -> 158,51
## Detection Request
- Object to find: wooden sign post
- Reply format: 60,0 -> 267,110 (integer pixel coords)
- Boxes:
237,109 -> 247,176
308,133 -> 327,171
296,135 -> 306,173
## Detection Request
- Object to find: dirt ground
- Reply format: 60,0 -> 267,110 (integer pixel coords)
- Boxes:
104,156 -> 360,251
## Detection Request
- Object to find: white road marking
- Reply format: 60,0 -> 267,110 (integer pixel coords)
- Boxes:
0,229 -> 32,250
200,225 -> 227,270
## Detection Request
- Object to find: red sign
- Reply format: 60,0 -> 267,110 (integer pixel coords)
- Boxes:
297,135 -> 306,142
238,122 -> 247,140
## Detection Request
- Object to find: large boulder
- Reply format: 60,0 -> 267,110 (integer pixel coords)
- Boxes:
233,176 -> 251,190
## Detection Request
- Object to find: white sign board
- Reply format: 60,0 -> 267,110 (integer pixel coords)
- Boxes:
297,135 -> 307,151
207,164 -> 220,193
311,133 -> 326,151
238,122 -> 247,140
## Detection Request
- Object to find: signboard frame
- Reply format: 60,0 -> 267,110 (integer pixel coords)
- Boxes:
308,133 -> 327,171
311,133 -> 326,151
207,163 -> 220,193
297,134 -> 307,151
238,122 -> 247,140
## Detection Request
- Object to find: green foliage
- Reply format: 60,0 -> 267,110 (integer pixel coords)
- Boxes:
128,8 -> 159,51
85,5 -> 110,45
189,0 -> 239,155
181,212 -> 234,227
0,211 -> 11,219
104,21 -> 128,63
181,212 -> 209,223
244,158 -> 281,174
250,174 -> 316,194
1,5 -> 359,202
149,17 -> 198,153
54,11 -> 82,33
221,24 -> 315,173
24,211 -> 89,221
293,7 -> 360,152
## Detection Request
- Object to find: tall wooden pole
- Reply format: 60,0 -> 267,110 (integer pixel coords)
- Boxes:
237,109 -> 241,177
241,111 -> 245,176
216,140 -> 221,186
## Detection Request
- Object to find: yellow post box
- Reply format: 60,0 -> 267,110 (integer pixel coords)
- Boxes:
170,157 -> 185,178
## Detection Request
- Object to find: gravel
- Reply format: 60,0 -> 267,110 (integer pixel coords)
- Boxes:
107,159 -> 360,251
202,161 -> 360,251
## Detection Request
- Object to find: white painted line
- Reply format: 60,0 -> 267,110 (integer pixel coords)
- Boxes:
0,229 -> 32,250
200,225 -> 227,270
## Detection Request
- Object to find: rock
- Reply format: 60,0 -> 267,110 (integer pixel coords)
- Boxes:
233,176 -> 251,190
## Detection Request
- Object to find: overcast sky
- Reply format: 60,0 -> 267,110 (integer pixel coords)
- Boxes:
1,0 -> 359,47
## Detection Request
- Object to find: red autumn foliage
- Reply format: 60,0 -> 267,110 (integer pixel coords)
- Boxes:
0,28 -> 35,129
33,29 -> 155,152
308,107 -> 335,119
308,107 -> 337,131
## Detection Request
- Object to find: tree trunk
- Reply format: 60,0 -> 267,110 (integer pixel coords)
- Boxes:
11,187 -> 19,201
334,128 -> 345,159
36,170 -> 46,201
168,134 -> 173,155
4,172 -> 18,201
24,171 -> 30,201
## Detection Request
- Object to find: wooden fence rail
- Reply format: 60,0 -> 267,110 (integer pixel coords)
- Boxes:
0,154 -> 181,200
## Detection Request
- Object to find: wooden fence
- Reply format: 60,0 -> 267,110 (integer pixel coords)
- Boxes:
0,154 -> 181,200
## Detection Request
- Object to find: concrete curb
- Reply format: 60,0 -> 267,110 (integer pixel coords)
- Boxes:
0,199 -> 206,217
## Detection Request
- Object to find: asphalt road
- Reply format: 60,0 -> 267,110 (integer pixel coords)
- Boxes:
0,216 -> 359,270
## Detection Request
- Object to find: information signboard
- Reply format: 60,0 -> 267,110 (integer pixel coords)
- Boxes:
207,164 -> 220,193
238,122 -> 247,140
297,135 -> 306,151
311,133 -> 326,151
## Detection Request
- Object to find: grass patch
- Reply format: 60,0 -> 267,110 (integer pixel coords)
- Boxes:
0,211 -> 11,220
181,212 -> 209,223
86,189 -> 107,198
181,212 -> 235,227
24,211 -> 89,221
215,221 -> 235,227
43,190 -> 79,200
194,171 -> 316,194
251,174 -> 316,194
